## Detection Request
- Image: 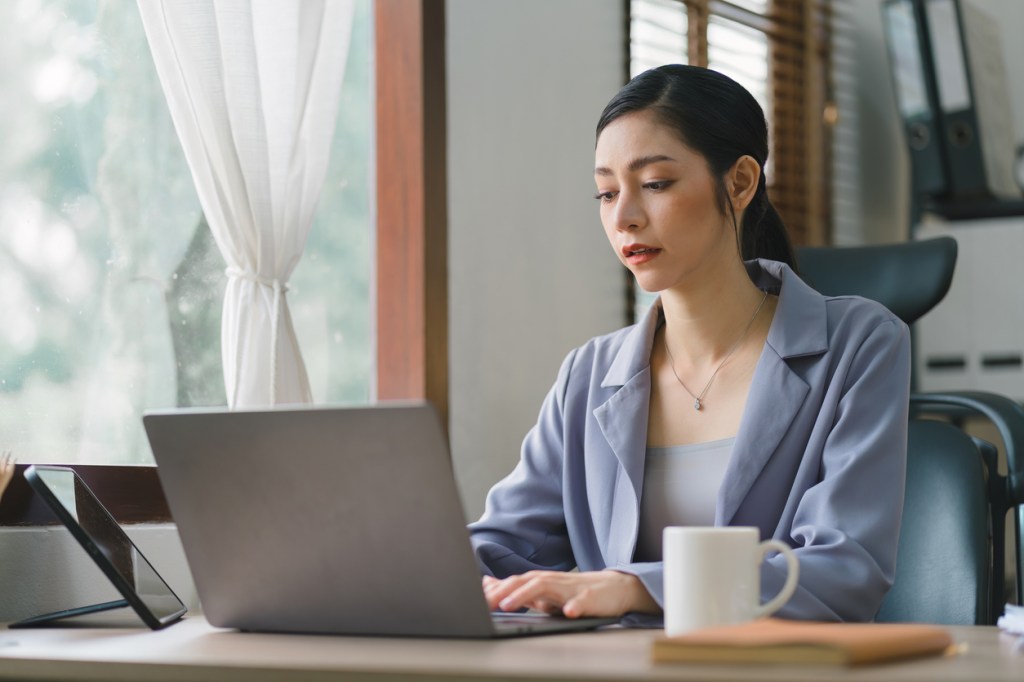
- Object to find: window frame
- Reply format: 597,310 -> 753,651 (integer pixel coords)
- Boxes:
374,0 -> 448,428
0,464 -> 170,525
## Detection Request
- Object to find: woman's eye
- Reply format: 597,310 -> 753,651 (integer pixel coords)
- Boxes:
643,180 -> 672,191
593,191 -> 617,203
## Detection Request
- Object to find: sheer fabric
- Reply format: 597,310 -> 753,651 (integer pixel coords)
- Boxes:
138,0 -> 355,406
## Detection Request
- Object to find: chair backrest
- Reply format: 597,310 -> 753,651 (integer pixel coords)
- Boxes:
875,420 -> 992,624
796,237 -> 957,326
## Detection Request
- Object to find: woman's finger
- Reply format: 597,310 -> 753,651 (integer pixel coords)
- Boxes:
498,575 -> 572,613
483,573 -> 536,610
561,588 -> 595,619
532,598 -> 563,615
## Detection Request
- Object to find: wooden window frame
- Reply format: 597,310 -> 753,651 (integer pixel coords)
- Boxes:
0,464 -> 171,526
374,0 -> 448,426
1,0 -> 447,527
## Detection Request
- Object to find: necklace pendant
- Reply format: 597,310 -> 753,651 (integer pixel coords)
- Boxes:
693,398 -> 702,411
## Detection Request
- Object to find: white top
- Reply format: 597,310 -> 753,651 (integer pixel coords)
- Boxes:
633,436 -> 736,562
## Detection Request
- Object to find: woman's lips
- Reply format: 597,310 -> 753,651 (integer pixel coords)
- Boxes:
622,244 -> 662,265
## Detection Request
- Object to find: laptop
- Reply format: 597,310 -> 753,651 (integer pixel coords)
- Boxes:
143,403 -> 618,637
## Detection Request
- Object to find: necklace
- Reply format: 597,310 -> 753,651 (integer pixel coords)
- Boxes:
663,290 -> 769,412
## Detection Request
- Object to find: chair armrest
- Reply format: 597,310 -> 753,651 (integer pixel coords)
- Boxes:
910,391 -> 1024,505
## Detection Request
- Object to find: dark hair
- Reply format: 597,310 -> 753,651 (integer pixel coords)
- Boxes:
596,64 -> 796,270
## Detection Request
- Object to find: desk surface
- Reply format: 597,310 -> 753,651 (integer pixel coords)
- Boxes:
1,617 -> 1023,682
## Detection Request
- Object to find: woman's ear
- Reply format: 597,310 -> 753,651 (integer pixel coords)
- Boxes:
726,155 -> 761,212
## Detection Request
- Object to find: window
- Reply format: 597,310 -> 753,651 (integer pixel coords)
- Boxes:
0,0 -> 373,465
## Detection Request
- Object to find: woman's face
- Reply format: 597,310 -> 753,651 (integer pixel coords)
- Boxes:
594,110 -> 736,293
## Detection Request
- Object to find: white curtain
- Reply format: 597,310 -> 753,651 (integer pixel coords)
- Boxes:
138,0 -> 355,407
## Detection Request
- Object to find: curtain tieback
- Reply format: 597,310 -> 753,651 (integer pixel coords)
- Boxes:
226,267 -> 289,406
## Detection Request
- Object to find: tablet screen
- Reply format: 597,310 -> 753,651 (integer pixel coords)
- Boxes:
27,465 -> 186,625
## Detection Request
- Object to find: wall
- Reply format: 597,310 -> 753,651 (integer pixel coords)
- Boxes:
446,0 -> 628,520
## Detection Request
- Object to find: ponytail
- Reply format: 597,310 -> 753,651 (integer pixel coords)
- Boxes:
740,179 -> 798,272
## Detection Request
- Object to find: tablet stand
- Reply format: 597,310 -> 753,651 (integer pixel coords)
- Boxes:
9,599 -> 138,629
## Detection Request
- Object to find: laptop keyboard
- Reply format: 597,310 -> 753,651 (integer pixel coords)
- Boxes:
490,611 -> 619,635
491,612 -> 560,625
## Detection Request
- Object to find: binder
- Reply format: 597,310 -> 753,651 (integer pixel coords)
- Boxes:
882,0 -> 1021,212
882,0 -> 949,197
923,0 -> 984,198
933,0 -> 1019,199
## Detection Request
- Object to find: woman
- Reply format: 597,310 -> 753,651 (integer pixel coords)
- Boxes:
469,65 -> 911,623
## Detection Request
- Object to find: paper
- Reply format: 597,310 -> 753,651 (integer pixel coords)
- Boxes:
997,603 -> 1024,636
925,0 -> 971,112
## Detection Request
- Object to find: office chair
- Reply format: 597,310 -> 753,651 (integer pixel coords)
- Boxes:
905,390 -> 1024,619
797,237 -> 1023,624
874,420 -> 991,624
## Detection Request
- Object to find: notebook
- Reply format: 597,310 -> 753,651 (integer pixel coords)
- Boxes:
651,618 -> 954,666
143,403 -> 617,638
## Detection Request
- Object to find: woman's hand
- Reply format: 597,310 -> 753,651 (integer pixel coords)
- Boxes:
482,570 -> 660,618
0,451 -> 15,503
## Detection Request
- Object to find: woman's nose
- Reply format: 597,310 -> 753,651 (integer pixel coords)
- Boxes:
612,191 -> 644,231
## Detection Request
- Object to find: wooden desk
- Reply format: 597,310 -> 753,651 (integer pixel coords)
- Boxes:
1,617 -> 1022,682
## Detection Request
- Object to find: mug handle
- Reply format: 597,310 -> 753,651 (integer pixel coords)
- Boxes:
753,539 -> 800,618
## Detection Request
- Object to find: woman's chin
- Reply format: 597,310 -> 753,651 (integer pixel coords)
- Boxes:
633,276 -> 668,294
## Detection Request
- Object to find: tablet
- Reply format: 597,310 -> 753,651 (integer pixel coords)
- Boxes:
10,465 -> 186,629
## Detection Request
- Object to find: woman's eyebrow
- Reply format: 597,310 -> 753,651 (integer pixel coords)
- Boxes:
594,154 -> 677,176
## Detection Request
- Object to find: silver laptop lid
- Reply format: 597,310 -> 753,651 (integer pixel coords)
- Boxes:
144,403 -> 496,637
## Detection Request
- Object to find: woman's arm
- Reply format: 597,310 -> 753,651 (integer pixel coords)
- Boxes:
761,317 -> 911,621
469,349 -> 578,578
470,346 -> 662,619
469,345 -> 660,618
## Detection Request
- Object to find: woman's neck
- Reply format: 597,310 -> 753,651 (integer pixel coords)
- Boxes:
658,258 -> 769,367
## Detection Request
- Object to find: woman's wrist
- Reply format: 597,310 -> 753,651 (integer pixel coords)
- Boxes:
608,570 -> 661,615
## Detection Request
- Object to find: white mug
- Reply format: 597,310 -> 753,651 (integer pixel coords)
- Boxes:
662,526 -> 800,636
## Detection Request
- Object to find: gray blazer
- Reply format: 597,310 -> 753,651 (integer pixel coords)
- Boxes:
469,259 -> 911,622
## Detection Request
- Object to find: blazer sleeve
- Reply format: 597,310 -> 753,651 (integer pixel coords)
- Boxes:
468,349 -> 578,577
761,317 -> 911,621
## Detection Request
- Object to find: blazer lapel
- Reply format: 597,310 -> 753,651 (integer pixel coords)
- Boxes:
593,301 -> 662,566
717,348 -> 808,526
717,259 -> 829,526
594,370 -> 651,566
